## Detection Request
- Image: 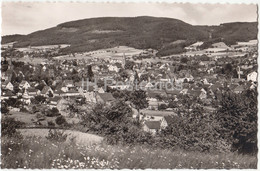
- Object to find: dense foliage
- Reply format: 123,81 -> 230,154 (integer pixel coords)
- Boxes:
216,88 -> 257,154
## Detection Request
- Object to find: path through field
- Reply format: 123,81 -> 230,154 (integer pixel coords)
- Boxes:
19,129 -> 103,145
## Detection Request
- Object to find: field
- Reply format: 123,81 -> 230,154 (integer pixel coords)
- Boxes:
1,134 -> 257,169
53,46 -> 144,61
13,56 -> 49,65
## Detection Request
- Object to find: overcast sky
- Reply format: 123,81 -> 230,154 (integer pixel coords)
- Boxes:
1,2 -> 258,36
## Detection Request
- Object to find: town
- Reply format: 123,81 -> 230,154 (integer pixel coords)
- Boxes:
1,39 -> 257,134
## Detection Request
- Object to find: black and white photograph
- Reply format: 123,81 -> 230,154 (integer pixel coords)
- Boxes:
1,1 -> 258,169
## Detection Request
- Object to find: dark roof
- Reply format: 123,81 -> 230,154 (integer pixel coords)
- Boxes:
188,90 -> 201,96
41,86 -> 52,94
144,121 -> 161,129
65,89 -> 79,94
50,96 -> 62,102
234,85 -> 245,92
166,89 -> 180,95
27,88 -> 38,93
164,115 -> 179,126
98,93 -> 115,102
3,91 -> 15,96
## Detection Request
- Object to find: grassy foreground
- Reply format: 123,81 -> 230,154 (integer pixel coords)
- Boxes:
1,136 -> 257,169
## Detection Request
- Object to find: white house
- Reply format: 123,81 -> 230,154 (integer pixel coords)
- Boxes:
19,80 -> 31,90
247,71 -> 257,82
108,65 -> 120,72
2,81 -> 14,91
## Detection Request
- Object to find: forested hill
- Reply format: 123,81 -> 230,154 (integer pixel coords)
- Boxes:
2,16 -> 257,55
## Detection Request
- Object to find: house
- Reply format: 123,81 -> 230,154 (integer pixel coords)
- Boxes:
48,96 -> 67,112
96,93 -> 115,105
62,89 -> 81,98
19,80 -> 31,90
160,115 -> 179,129
247,71 -> 257,82
41,86 -> 54,97
143,121 -> 161,135
63,80 -> 74,88
2,81 -> 14,91
108,65 -> 120,72
2,69 -> 14,81
25,88 -> 41,97
1,91 -> 17,100
234,85 -> 245,94
188,89 -> 207,99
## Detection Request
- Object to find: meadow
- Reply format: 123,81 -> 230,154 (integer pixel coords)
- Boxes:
1,134 -> 257,169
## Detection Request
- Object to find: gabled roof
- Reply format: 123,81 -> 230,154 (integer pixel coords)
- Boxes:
97,93 -> 115,102
2,80 -> 12,86
20,80 -> 29,86
234,85 -> 245,92
144,121 -> 160,129
27,88 -> 38,93
2,90 -> 15,97
65,89 -> 79,94
63,80 -> 74,86
50,96 -> 62,102
188,90 -> 202,96
164,115 -> 179,126
41,86 -> 52,94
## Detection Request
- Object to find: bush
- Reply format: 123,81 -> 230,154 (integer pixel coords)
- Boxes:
1,117 -> 24,137
45,129 -> 68,143
216,88 -> 257,154
48,121 -> 55,127
55,115 -> 67,126
46,108 -> 61,117
158,104 -> 167,111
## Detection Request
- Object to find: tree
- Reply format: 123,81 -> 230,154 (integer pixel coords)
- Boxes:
129,90 -> 148,123
34,95 -> 46,104
48,91 -> 54,97
1,103 -> 9,114
119,70 -> 129,81
180,57 -> 188,63
140,73 -> 149,82
216,88 -> 257,154
158,103 -> 167,110
125,60 -> 135,70
55,115 -> 67,126
87,65 -> 94,81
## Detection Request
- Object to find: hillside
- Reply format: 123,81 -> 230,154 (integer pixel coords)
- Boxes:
1,16 -> 257,55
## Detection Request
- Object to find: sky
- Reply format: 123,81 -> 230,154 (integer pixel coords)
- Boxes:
1,2 -> 258,36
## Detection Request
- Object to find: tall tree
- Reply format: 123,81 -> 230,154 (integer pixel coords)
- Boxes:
87,65 -> 94,81
129,90 -> 148,123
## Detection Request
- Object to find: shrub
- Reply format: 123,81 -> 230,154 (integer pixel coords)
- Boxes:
55,115 -> 67,126
48,121 -> 55,127
158,104 -> 167,110
1,117 -> 24,137
46,108 -> 61,117
216,88 -> 257,154
45,129 -> 68,143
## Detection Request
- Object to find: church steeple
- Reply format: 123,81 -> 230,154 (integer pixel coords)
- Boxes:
122,53 -> 126,69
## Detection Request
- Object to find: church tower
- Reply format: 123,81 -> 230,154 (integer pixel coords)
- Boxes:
122,53 -> 126,69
